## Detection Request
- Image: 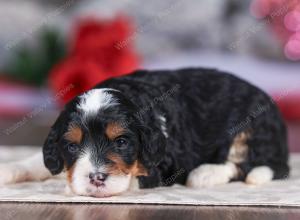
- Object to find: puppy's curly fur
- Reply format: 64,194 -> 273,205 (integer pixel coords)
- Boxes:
43,68 -> 289,194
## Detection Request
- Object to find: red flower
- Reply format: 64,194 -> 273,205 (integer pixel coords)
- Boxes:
49,16 -> 140,104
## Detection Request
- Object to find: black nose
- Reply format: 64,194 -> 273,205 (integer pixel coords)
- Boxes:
89,172 -> 108,187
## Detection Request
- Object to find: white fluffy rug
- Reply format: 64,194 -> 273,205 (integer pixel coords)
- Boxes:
1,146 -> 300,206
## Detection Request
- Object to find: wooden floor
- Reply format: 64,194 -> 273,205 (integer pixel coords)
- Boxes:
0,204 -> 300,220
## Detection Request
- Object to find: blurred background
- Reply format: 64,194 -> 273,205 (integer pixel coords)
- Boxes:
0,0 -> 299,152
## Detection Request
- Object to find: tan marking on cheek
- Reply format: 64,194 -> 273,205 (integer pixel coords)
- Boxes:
130,160 -> 148,176
105,122 -> 125,140
64,126 -> 83,144
107,154 -> 148,176
66,162 -> 76,185
228,132 -> 250,164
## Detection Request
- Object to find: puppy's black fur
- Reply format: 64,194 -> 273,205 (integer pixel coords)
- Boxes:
43,68 -> 289,188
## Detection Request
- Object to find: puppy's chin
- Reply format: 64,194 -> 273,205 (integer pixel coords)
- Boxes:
69,174 -> 132,198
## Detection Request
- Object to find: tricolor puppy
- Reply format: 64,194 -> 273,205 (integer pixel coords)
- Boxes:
0,68 -> 289,197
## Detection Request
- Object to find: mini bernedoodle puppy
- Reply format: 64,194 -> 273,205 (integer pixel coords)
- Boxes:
0,68 -> 289,197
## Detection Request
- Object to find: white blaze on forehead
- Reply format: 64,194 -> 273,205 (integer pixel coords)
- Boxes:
78,88 -> 118,114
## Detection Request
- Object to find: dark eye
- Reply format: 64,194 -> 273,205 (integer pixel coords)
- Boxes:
115,138 -> 129,149
67,143 -> 79,153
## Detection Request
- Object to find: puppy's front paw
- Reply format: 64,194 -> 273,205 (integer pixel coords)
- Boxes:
186,163 -> 238,188
0,164 -> 27,186
0,164 -> 14,186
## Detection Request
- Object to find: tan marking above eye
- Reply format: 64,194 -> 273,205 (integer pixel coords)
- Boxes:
107,153 -> 148,176
64,125 -> 83,144
105,122 -> 125,140
228,131 -> 250,164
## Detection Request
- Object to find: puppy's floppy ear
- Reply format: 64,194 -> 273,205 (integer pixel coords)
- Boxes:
139,123 -> 166,169
43,110 -> 69,175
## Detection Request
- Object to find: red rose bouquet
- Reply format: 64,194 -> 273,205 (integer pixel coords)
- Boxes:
49,16 -> 140,104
